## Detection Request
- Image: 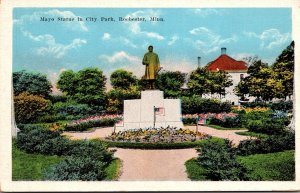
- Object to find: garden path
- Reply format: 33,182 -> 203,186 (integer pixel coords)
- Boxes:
185,126 -> 250,145
63,126 -> 251,180
114,148 -> 197,180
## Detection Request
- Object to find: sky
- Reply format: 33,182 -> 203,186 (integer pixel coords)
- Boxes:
13,8 -> 292,91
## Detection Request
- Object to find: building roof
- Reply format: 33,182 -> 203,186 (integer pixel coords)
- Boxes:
206,54 -> 248,72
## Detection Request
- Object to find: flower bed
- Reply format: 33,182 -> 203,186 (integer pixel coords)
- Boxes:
182,113 -> 239,127
105,126 -> 211,143
64,115 -> 122,131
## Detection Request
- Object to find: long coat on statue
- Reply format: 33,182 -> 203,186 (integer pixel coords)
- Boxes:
142,52 -> 160,80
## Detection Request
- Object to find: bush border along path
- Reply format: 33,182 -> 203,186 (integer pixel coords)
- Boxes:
94,137 -> 223,149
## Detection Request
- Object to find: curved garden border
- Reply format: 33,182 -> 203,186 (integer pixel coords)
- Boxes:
93,137 -> 223,149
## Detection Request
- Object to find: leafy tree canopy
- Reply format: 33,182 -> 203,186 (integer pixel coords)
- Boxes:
110,69 -> 139,89
57,68 -> 107,108
156,71 -> 186,98
13,70 -> 52,98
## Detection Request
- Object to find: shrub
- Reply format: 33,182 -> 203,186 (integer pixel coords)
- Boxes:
236,131 -> 295,156
242,100 -> 293,112
16,125 -> 68,155
197,139 -> 248,181
181,96 -> 232,114
53,102 -> 95,119
269,100 -> 293,112
242,110 -> 287,135
44,155 -> 106,181
209,115 -> 242,128
65,140 -> 112,163
14,92 -> 51,124
15,125 -> 114,181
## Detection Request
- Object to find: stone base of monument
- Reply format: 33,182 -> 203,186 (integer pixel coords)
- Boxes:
115,90 -> 184,131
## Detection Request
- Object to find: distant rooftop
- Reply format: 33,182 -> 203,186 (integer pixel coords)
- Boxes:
206,48 -> 248,72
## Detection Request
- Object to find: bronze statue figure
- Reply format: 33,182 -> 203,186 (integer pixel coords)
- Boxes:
142,45 -> 161,89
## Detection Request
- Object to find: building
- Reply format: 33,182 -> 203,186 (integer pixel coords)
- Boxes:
204,48 -> 251,105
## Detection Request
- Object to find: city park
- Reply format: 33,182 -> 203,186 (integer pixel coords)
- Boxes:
12,42 -> 294,181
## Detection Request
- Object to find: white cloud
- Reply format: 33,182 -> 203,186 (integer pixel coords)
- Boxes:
190,27 -> 238,54
121,38 -> 138,48
168,35 -> 179,45
14,9 -> 88,32
124,10 -> 164,40
243,29 -> 290,49
102,33 -> 111,40
100,51 -> 139,64
99,51 -> 144,78
23,30 -> 87,58
193,9 -> 223,17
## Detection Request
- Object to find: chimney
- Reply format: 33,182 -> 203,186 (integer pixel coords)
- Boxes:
197,56 -> 201,67
221,47 -> 227,55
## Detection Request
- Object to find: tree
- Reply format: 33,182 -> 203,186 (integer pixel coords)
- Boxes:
56,68 -> 107,110
13,70 -> 52,98
235,42 -> 294,101
110,69 -> 139,89
155,71 -> 186,98
272,41 -> 294,99
235,60 -> 280,101
187,67 -> 211,97
107,69 -> 140,114
187,67 -> 232,97
57,70 -> 77,96
209,70 -> 233,97
14,92 -> 50,123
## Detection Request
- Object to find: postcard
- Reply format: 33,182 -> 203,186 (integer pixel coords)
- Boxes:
0,0 -> 299,191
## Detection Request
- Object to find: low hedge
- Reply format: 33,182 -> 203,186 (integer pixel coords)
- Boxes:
236,132 -> 295,156
94,137 -> 223,149
64,118 -> 119,131
209,115 -> 242,128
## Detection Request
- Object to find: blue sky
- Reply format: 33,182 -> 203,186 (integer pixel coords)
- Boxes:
13,8 -> 292,90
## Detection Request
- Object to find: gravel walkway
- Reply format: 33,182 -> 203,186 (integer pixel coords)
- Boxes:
114,148 -> 198,181
186,125 -> 250,145
63,125 -> 252,181
63,127 -> 115,140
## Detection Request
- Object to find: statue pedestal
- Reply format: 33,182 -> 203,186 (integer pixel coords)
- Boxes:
116,90 -> 184,131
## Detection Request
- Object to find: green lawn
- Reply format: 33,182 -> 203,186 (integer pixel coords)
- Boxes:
12,143 -> 63,181
235,131 -> 269,139
185,158 -> 208,180
104,158 -> 121,180
237,150 -> 295,181
13,143 -> 121,181
207,124 -> 246,130
185,150 -> 295,181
